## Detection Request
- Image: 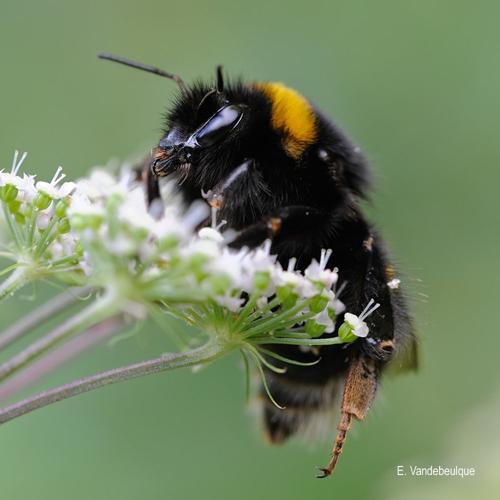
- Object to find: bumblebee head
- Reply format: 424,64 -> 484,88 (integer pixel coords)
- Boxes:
158,77 -> 369,209
152,92 -> 249,183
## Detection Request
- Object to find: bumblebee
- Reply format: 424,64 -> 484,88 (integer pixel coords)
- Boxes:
99,53 -> 416,477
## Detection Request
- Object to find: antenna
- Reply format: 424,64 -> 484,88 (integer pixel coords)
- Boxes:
98,52 -> 188,97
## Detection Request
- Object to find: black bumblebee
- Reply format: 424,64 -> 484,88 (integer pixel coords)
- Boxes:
99,53 -> 417,477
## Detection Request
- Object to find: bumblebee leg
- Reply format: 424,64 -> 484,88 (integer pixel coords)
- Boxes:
229,205 -> 325,250
133,154 -> 164,218
131,154 -> 162,209
317,354 -> 379,478
318,236 -> 413,477
145,166 -> 161,208
356,235 -> 412,362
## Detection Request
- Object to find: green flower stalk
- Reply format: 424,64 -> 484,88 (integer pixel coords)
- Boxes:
0,152 -> 382,424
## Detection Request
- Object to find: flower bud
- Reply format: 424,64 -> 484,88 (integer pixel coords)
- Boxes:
305,320 -> 326,338
188,253 -> 210,282
8,200 -> 21,214
276,285 -> 298,309
71,214 -> 102,231
58,218 -> 71,234
34,192 -> 52,210
1,184 -> 19,203
328,308 -> 337,322
309,294 -> 329,313
15,213 -> 26,224
55,200 -> 68,218
338,322 -> 357,343
209,274 -> 232,295
37,213 -> 51,230
129,227 -> 149,242
158,235 -> 180,251
24,204 -> 33,218
254,271 -> 271,291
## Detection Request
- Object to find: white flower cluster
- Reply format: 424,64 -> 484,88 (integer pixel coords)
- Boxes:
1,152 -> 382,345
0,152 -> 80,273
65,168 -> 353,338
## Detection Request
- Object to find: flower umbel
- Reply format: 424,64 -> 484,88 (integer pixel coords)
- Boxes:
0,152 -> 385,433
0,153 -> 85,298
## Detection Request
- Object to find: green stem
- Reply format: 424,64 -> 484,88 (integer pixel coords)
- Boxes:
47,255 -> 80,268
0,267 -> 31,302
26,208 -> 37,248
245,348 -> 284,409
0,315 -> 126,401
34,216 -> 60,259
0,338 -> 225,425
0,264 -> 18,277
231,293 -> 259,332
0,292 -> 120,383
241,301 -> 315,339
0,286 -> 92,352
239,349 -> 251,403
1,204 -> 22,250
245,296 -> 281,323
256,346 -> 321,367
250,336 -> 345,346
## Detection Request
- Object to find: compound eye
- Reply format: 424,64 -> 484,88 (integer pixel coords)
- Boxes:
159,127 -> 184,148
194,105 -> 243,147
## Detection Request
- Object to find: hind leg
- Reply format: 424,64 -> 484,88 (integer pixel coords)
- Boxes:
317,353 -> 380,477
318,237 -> 414,477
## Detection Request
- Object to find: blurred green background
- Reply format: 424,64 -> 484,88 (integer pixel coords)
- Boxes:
1,0 -> 499,498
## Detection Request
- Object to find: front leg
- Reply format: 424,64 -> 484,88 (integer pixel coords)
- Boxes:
131,154 -> 162,210
200,159 -> 329,256
229,205 -> 328,259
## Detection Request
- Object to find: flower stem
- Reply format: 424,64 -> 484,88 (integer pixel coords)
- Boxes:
0,267 -> 31,302
0,315 -> 126,401
241,299 -> 314,339
0,286 -> 93,352
34,216 -> 60,259
251,336 -> 345,346
0,339 -> 224,425
1,204 -> 22,250
231,293 -> 259,332
0,292 -> 120,383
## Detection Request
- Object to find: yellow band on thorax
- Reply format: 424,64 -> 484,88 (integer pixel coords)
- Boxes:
254,82 -> 318,159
